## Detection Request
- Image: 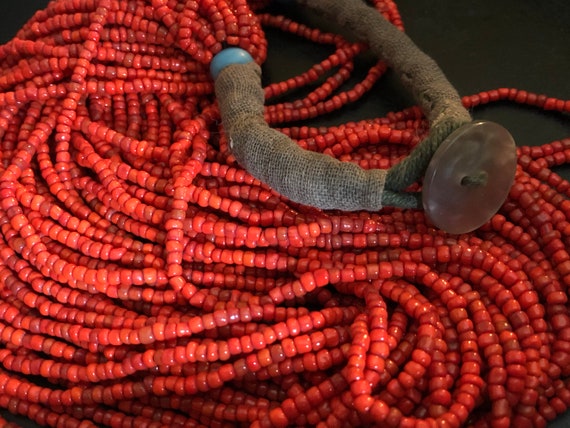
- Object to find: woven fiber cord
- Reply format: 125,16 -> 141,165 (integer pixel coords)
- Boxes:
218,0 -> 471,211
0,0 -> 569,427
216,62 -> 387,211
297,0 -> 472,195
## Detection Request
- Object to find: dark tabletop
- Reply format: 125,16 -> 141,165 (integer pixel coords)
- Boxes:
0,1 -> 569,427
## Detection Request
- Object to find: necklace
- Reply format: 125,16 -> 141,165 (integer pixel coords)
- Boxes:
0,0 -> 569,427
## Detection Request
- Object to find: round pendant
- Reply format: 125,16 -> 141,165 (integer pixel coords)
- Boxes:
422,121 -> 517,234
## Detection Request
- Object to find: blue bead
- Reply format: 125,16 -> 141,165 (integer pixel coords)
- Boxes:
210,48 -> 254,80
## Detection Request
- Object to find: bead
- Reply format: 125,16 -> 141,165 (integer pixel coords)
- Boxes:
210,48 -> 254,80
422,121 -> 517,234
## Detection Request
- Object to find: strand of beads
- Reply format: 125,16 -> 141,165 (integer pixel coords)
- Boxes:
0,0 -> 569,427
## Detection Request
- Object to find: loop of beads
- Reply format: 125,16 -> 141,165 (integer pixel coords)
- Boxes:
0,1 -> 569,427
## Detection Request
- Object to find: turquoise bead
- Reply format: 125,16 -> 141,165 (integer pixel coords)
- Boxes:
210,48 -> 254,80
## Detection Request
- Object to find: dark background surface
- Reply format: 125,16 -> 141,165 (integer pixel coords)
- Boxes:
0,0 -> 569,426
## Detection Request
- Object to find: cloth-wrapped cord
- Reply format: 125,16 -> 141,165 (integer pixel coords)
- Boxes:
216,0 -> 472,210
381,189 -> 421,209
385,118 -> 465,192
297,0 -> 472,191
216,62 -> 387,211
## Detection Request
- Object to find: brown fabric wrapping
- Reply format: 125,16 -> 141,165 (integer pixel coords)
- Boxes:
215,62 -> 387,211
215,0 -> 472,209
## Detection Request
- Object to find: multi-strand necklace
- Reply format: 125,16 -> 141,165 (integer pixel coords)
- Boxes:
0,0 -> 569,427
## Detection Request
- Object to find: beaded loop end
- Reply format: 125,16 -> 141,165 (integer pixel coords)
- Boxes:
422,121 -> 517,234
210,47 -> 254,80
